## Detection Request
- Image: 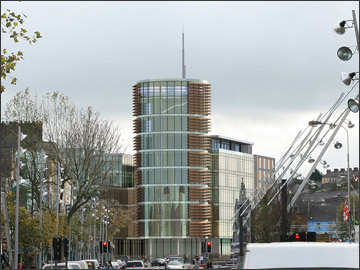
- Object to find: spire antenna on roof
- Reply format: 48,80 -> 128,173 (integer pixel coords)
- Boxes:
182,26 -> 186,79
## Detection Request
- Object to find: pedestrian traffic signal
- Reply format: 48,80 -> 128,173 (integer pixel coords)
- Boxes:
63,238 -> 69,258
206,241 -> 212,253
52,237 -> 62,261
103,241 -> 108,253
108,240 -> 111,253
99,241 -> 103,253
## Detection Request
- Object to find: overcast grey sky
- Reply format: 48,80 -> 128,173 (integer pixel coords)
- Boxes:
1,1 -> 359,175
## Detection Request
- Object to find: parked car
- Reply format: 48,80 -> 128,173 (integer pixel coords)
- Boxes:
70,260 -> 89,269
125,260 -> 145,269
42,264 -> 67,269
42,262 -> 82,269
166,261 -> 184,269
151,258 -> 166,267
167,257 -> 184,264
119,255 -> 131,263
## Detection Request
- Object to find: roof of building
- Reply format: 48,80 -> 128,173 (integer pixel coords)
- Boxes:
136,78 -> 208,84
309,205 -> 337,222
323,168 -> 359,178
210,135 -> 254,145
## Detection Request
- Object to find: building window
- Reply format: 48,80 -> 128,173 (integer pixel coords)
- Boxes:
145,119 -> 151,132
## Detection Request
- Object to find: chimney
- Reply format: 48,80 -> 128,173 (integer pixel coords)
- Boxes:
334,169 -> 339,172
341,168 -> 345,172
326,169 -> 331,174
354,167 -> 359,171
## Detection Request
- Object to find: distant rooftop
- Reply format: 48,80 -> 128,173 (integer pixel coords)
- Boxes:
136,78 -> 208,84
210,135 -> 254,145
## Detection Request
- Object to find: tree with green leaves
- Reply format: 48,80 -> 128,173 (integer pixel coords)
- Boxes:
1,7 -> 42,93
251,192 -> 282,242
1,192 -> 69,268
310,168 -> 322,182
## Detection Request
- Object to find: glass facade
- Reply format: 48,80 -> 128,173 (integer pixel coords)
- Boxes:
216,149 -> 254,238
210,137 -> 255,256
135,79 -> 210,243
104,154 -> 134,188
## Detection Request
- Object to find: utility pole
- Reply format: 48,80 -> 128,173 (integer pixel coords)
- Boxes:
1,192 -> 13,269
281,179 -> 288,241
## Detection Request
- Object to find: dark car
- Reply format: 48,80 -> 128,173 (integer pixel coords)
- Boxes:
151,258 -> 166,267
119,256 -> 131,263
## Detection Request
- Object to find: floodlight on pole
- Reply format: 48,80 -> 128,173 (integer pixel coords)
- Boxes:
337,46 -> 353,61
344,120 -> 355,128
308,156 -> 315,163
347,98 -> 359,113
341,72 -> 358,85
333,20 -> 347,34
333,140 -> 343,149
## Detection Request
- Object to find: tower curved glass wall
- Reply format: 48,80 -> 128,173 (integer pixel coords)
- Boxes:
133,79 -> 211,239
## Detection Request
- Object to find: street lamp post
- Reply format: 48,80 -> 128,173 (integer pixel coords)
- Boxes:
309,120 -> 353,242
39,152 -> 48,269
14,126 -> 27,270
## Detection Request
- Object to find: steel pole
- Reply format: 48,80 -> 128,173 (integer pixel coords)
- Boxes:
14,126 -> 21,270
39,180 -> 43,268
342,127 -> 351,242
352,10 -> 359,48
93,205 -> 96,259
56,166 -> 59,235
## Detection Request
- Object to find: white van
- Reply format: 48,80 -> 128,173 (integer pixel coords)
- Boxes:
42,262 -> 81,269
243,242 -> 359,269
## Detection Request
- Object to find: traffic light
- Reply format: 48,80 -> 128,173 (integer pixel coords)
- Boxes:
52,237 -> 62,261
63,238 -> 69,258
99,241 -> 103,254
206,241 -> 212,253
108,240 -> 111,253
293,232 -> 306,241
103,241 -> 108,253
292,232 -> 316,242
201,240 -> 206,253
307,232 -> 316,242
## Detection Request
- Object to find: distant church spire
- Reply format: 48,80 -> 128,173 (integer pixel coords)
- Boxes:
182,26 -> 186,79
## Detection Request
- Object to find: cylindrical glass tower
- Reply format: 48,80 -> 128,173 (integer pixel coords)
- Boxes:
132,78 -> 211,254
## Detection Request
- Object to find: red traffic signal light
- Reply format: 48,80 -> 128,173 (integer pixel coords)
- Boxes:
206,241 -> 212,253
295,233 -> 300,240
103,241 -> 107,246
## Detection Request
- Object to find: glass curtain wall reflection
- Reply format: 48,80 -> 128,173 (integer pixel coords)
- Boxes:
132,79 -> 211,257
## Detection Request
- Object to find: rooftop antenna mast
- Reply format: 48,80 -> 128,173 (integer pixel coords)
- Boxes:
182,26 -> 186,79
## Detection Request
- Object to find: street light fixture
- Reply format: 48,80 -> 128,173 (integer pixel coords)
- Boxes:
347,99 -> 359,113
337,47 -> 353,61
341,72 -> 358,85
308,156 -> 315,163
333,20 -> 354,35
333,140 -> 343,149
